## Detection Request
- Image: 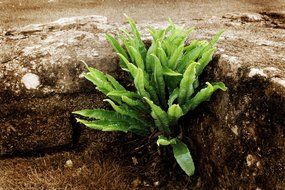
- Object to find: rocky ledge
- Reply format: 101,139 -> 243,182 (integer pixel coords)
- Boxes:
0,13 -> 284,189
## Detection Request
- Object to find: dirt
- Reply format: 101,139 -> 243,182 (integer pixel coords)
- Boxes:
1,0 -> 285,189
0,130 -> 195,190
183,55 -> 285,189
1,0 -> 284,30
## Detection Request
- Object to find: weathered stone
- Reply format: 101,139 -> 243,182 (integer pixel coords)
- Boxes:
0,15 -> 117,102
183,53 -> 285,189
0,15 -> 118,155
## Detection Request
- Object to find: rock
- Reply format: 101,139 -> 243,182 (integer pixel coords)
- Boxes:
223,13 -> 264,22
0,15 -> 118,155
153,181 -> 160,187
0,15 -> 116,102
64,159 -> 73,168
222,11 -> 285,29
183,54 -> 285,189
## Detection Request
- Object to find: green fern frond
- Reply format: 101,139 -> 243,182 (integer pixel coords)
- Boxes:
74,16 -> 227,177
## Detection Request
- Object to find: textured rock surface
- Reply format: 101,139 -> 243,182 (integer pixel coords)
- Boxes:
184,54 -> 285,189
0,10 -> 285,189
0,15 -> 118,155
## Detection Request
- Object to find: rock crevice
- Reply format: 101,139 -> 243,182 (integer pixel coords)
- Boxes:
0,14 -> 284,189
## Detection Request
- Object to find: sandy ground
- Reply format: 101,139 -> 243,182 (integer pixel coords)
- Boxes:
1,0 -> 284,30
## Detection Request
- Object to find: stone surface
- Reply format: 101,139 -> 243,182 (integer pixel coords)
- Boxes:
184,53 -> 285,189
0,15 -> 117,102
0,15 -> 118,155
0,9 -> 285,189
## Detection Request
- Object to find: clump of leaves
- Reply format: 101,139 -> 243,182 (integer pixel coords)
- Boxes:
74,16 -> 227,176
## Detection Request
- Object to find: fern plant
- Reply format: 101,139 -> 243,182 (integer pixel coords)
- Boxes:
74,16 -> 227,176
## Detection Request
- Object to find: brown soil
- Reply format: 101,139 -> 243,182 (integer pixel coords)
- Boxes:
0,132 -> 195,190
0,143 -> 130,190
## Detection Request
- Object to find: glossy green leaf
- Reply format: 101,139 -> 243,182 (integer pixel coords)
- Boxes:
125,14 -> 147,59
172,140 -> 195,176
168,43 -> 184,69
129,46 -> 145,70
148,27 -> 166,41
104,99 -> 142,120
157,135 -> 176,146
182,82 -> 227,113
107,90 -> 141,99
162,66 -> 182,76
157,47 -> 168,67
177,46 -> 204,73
209,29 -> 224,46
144,97 -> 170,132
167,104 -> 183,124
151,54 -> 166,107
145,41 -> 157,73
106,74 -> 126,91
134,68 -> 150,98
117,53 -> 138,78
156,136 -> 195,176
105,34 -> 128,68
184,40 -> 198,52
73,109 -> 145,126
168,88 -> 179,107
178,62 -> 198,105
76,118 -> 147,136
196,48 -> 216,76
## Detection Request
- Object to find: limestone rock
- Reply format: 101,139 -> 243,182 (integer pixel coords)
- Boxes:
0,15 -> 117,155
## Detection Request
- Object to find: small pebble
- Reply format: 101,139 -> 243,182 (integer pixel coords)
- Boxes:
132,177 -> 141,188
153,181 -> 160,187
132,157 -> 138,165
64,159 -> 73,168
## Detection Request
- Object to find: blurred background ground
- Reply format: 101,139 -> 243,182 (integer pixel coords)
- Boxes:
0,0 -> 284,30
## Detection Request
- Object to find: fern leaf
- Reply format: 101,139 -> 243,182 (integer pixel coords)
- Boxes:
107,90 -> 141,99
184,40 -> 198,53
145,41 -> 157,73
178,62 -> 198,105
105,34 -> 128,68
157,135 -> 176,146
129,46 -> 145,70
151,54 -> 166,108
134,68 -> 150,98
167,104 -> 183,124
104,99 -> 143,120
106,74 -> 126,91
76,118 -> 147,136
156,136 -> 195,176
196,47 -> 216,76
121,95 -> 145,109
182,82 -> 227,113
117,53 -> 138,78
162,66 -> 182,76
125,14 -> 147,59
157,46 -> 168,67
209,29 -> 224,47
144,97 -> 170,132
168,88 -> 179,107
172,140 -> 195,176
177,46 -> 204,73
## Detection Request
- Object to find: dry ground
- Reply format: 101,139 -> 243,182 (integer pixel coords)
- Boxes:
1,0 -> 284,30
